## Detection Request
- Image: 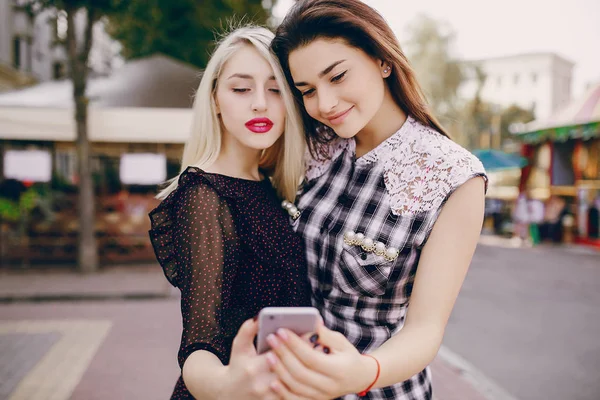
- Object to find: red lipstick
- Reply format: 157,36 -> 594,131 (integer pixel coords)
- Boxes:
245,117 -> 273,133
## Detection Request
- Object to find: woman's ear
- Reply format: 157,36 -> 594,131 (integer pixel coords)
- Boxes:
381,61 -> 392,78
213,95 -> 220,115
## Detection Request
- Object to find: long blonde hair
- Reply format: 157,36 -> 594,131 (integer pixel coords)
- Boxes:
157,26 -> 305,201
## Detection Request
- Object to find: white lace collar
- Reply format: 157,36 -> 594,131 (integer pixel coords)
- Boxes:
304,116 -> 415,181
356,116 -> 417,165
303,116 -> 486,215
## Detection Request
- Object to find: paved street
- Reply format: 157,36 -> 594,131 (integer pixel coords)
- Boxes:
0,296 -> 489,400
0,298 -> 182,400
444,243 -> 600,400
0,243 -> 598,400
0,268 -> 490,400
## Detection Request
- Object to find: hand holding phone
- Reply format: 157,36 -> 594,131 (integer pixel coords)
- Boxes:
256,307 -> 320,354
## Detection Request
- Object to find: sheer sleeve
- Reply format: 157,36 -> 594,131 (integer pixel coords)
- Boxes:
173,180 -> 239,367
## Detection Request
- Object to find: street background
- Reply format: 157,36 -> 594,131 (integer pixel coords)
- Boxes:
1,0 -> 600,399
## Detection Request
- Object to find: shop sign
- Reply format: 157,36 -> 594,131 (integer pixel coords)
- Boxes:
3,149 -> 52,182
119,153 -> 166,185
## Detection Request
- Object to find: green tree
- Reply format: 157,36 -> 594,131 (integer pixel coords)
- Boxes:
459,65 -> 489,149
108,0 -> 274,68
500,104 -> 535,142
403,14 -> 464,128
460,98 -> 535,150
23,0 -> 125,273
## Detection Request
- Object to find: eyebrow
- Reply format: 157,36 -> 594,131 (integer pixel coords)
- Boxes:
228,73 -> 276,80
294,59 -> 346,87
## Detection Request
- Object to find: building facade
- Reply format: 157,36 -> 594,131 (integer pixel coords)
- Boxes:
460,52 -> 574,120
0,0 -> 119,85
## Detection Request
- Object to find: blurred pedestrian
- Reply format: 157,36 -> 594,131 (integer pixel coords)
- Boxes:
541,195 -> 567,242
513,193 -> 530,245
588,194 -> 599,239
148,26 -> 311,400
486,198 -> 504,235
528,197 -> 544,245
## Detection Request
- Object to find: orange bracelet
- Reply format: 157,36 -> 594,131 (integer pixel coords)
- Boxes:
357,354 -> 380,397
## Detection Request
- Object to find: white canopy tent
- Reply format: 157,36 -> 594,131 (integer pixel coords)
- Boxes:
0,54 -> 199,144
0,106 -> 192,143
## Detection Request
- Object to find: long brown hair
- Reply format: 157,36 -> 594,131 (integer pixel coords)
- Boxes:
272,0 -> 450,159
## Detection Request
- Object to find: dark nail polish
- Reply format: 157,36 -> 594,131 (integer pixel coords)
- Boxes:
313,343 -> 320,349
309,333 -> 319,343
323,346 -> 330,354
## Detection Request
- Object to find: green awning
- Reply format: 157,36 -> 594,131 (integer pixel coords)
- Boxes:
516,121 -> 600,144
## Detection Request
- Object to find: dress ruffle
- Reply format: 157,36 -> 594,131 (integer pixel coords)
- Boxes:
148,166 -> 239,287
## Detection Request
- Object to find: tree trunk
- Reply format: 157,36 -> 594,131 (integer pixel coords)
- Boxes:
75,83 -> 98,273
67,7 -> 98,273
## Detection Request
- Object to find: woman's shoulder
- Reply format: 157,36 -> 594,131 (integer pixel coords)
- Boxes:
382,117 -> 484,169
382,118 -> 487,216
175,166 -> 245,201
148,167 -> 236,288
148,167 -> 230,254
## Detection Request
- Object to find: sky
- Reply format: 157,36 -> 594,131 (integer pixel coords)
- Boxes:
273,0 -> 600,98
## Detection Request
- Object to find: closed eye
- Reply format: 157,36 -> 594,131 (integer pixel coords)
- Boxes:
301,88 -> 315,97
232,88 -> 249,93
331,71 -> 347,83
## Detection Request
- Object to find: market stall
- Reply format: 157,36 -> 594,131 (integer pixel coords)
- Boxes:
512,83 -> 600,247
0,54 -> 200,266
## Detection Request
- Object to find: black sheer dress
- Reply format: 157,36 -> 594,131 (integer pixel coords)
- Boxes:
149,167 -> 311,399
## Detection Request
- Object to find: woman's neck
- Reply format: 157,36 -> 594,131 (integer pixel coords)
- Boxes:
205,137 -> 263,181
354,88 -> 407,158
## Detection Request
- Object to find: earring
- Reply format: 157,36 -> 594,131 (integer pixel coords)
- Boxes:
383,67 -> 391,74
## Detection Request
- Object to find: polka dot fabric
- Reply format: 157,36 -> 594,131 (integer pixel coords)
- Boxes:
149,166 -> 311,399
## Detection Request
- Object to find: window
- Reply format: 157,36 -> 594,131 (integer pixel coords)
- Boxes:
54,10 -> 67,41
13,37 -> 21,69
55,150 -> 76,184
25,37 -> 32,71
53,62 -> 65,79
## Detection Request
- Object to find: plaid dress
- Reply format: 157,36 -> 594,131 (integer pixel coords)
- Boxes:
292,117 -> 487,399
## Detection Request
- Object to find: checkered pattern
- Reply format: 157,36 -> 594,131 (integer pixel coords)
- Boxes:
293,118 -> 486,400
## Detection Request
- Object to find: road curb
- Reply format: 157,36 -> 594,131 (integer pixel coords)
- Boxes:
437,345 -> 519,400
0,291 -> 173,304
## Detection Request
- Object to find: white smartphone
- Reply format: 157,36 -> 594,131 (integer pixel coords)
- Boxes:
256,307 -> 320,354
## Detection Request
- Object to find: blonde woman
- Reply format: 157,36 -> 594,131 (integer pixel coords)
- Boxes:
149,26 -> 311,400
